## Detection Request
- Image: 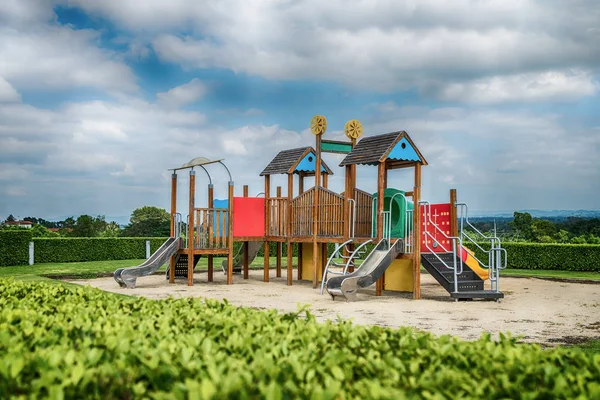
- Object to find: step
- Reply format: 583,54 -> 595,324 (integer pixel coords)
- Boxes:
450,290 -> 504,300
441,271 -> 479,281
456,280 -> 484,291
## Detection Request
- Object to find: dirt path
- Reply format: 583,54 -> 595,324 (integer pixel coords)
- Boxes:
68,270 -> 600,347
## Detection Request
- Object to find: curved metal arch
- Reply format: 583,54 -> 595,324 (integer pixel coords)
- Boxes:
217,160 -> 233,184
193,165 -> 213,185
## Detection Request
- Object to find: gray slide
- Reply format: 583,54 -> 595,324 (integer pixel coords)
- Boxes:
222,241 -> 263,274
114,237 -> 181,288
326,238 -> 404,301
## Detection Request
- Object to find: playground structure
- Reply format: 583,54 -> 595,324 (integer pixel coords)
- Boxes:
115,116 -> 506,301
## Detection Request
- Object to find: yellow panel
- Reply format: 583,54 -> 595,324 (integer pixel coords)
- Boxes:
301,243 -> 324,282
384,259 -> 414,292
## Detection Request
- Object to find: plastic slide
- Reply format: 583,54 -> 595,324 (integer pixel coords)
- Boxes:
114,237 -> 181,288
459,245 -> 489,280
326,238 -> 404,301
222,241 -> 263,274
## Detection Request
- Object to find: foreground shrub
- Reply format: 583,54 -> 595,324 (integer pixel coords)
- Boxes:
1,279 -> 598,398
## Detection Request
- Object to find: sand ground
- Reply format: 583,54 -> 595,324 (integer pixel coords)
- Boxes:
68,270 -> 600,347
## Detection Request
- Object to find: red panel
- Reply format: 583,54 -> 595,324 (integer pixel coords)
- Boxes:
233,197 -> 265,237
419,203 -> 452,253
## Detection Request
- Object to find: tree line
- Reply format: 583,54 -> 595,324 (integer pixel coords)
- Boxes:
2,206 -> 171,238
470,212 -> 600,244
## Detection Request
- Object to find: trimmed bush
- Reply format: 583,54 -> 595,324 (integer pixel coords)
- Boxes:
1,279 -> 599,398
0,230 -> 32,267
471,242 -> 600,272
32,237 -> 168,263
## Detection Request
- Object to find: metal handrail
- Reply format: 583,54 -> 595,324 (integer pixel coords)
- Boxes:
456,202 -> 505,292
320,238 -> 354,294
347,198 -> 357,238
344,239 -> 373,273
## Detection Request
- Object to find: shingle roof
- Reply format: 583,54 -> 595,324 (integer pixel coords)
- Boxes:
339,131 -> 427,166
339,132 -> 401,166
260,146 -> 333,176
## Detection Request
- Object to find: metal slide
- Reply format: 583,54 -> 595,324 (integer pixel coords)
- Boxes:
222,241 -> 263,274
114,237 -> 181,288
326,238 -> 404,301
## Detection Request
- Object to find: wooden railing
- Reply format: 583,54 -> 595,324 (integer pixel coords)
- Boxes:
317,187 -> 344,237
194,207 -> 229,249
290,189 -> 314,237
267,197 -> 289,237
290,187 -> 345,238
353,188 -> 373,238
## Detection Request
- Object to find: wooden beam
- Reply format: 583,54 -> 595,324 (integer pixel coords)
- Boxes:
208,184 -> 214,283
322,172 -> 328,188
276,185 -> 282,278
243,185 -> 249,280
376,162 -> 386,296
264,175 -> 270,282
413,163 -> 422,300
312,134 -> 322,289
299,173 -> 304,194
187,170 -> 195,286
227,182 -> 234,284
376,162 -> 385,242
450,188 -> 458,237
287,173 -> 294,285
169,172 -> 177,284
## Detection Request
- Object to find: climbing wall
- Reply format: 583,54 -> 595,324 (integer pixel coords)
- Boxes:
419,203 -> 452,253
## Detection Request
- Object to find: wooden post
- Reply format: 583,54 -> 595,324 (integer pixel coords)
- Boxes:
287,173 -> 294,285
376,162 -> 386,296
450,188 -> 458,237
376,162 -> 385,242
227,181 -> 234,284
264,175 -> 270,282
299,172 -> 304,194
187,170 -> 195,286
322,172 -> 328,188
413,163 -> 422,300
169,172 -> 177,284
207,184 -> 214,282
298,243 -> 303,280
276,186 -> 282,277
243,185 -> 250,280
312,134 -> 322,288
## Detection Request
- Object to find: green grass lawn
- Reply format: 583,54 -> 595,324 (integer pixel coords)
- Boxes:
502,269 -> 600,281
0,256 -> 296,280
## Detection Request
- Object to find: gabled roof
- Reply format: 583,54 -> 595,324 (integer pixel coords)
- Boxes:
260,146 -> 333,176
339,131 -> 427,166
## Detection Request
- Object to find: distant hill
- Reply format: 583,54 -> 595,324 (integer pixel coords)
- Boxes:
470,210 -> 600,220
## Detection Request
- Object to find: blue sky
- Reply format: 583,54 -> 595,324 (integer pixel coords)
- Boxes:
1,0 -> 599,222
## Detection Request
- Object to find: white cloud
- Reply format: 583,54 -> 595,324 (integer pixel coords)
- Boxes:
0,2 -> 138,95
438,70 -> 599,104
0,77 -> 20,102
63,0 -> 600,103
156,78 -> 208,108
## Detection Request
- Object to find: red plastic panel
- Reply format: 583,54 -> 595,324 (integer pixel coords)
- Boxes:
233,197 -> 265,237
420,203 -> 452,253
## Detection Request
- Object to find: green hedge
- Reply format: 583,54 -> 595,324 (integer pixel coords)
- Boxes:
1,279 -> 599,398
32,238 -> 168,263
0,230 -> 32,267
470,242 -> 600,272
